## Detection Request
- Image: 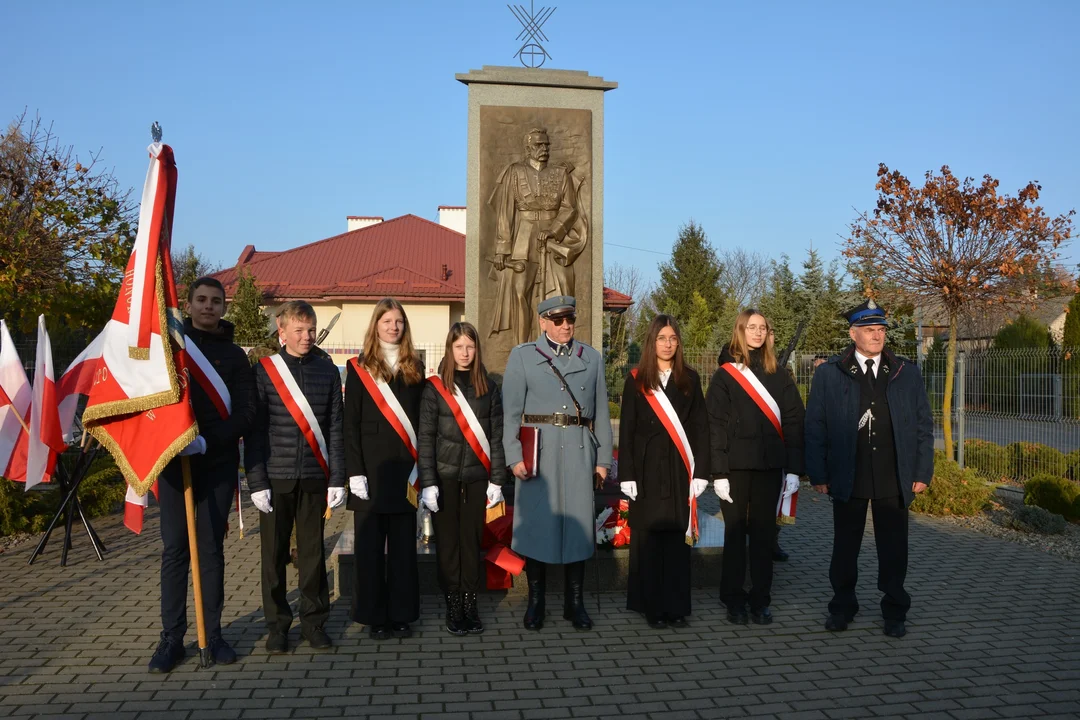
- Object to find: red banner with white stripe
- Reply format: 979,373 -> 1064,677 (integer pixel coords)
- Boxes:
631,369 -> 699,545
776,488 -> 798,525
721,363 -> 783,441
260,355 -> 329,478
349,359 -> 419,507
426,376 -> 491,474
0,319 -> 31,482
80,142 -> 198,497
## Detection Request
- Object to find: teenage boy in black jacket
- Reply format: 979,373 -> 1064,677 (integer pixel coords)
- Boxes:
149,277 -> 256,673
247,301 -> 345,654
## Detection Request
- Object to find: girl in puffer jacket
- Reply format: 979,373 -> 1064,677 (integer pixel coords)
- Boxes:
417,322 -> 507,635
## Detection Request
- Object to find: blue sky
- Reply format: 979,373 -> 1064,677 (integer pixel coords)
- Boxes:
3,0 -> 1078,288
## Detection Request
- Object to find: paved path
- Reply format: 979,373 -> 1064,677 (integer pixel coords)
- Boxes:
1,491 -> 1077,720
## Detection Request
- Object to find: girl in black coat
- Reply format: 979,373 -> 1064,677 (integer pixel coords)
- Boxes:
344,298 -> 426,640
618,315 -> 710,628
706,309 -> 805,625
417,322 -> 507,635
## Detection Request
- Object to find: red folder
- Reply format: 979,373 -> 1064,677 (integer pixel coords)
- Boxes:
519,426 -> 540,478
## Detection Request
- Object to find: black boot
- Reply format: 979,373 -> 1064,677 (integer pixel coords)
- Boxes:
445,593 -> 467,636
562,561 -> 593,630
462,592 -> 484,634
523,558 -> 546,630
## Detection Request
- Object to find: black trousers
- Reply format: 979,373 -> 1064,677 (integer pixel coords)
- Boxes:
350,510 -> 420,625
719,469 -> 782,611
829,494 -> 910,622
627,527 -> 691,620
158,461 -> 237,641
260,486 -> 329,633
432,478 -> 486,594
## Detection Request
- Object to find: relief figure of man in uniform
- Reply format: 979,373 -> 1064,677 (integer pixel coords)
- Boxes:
488,127 -> 589,345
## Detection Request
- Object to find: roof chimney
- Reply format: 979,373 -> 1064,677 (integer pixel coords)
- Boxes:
441,264 -> 449,281
437,206 -> 466,235
347,216 -> 384,232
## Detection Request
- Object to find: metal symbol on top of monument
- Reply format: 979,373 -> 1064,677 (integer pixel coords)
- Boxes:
508,2 -> 556,68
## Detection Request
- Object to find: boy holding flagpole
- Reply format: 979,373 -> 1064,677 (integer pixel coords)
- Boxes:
150,276 -> 256,672
247,301 -> 345,654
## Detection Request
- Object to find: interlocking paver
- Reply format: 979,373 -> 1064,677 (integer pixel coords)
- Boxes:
1,491 -> 1078,719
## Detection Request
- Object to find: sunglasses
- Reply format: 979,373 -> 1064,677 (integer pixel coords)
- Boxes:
549,314 -> 577,327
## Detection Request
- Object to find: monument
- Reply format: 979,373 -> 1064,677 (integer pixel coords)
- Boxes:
458,29 -> 616,369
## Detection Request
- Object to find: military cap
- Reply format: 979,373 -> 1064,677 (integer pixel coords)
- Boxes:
537,295 -> 576,318
844,298 -> 888,327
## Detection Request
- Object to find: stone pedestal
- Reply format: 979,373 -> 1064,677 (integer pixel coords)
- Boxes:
457,66 -> 617,371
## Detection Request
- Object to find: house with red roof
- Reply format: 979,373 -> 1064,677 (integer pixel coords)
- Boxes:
213,208 -> 631,370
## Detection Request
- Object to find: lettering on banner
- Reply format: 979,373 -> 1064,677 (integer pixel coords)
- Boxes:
145,409 -> 156,422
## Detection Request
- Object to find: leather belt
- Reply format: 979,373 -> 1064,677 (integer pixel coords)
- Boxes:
517,210 -> 559,220
523,413 -> 593,430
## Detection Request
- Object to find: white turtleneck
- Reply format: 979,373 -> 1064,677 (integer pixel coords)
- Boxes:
379,339 -> 400,372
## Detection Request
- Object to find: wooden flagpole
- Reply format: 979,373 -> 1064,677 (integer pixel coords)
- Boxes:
182,456 -> 210,667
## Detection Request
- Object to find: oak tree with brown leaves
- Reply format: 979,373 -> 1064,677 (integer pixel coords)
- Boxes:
846,164 -> 1074,460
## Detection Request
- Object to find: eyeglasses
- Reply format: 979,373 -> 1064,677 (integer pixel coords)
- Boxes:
549,314 -> 576,327
657,337 -> 679,345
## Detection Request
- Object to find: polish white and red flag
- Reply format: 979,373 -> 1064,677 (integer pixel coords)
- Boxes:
0,319 -> 32,482
23,316 -> 65,490
79,142 -> 197,533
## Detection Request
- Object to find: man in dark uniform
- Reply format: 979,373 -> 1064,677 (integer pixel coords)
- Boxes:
149,277 -> 256,672
804,299 -> 934,638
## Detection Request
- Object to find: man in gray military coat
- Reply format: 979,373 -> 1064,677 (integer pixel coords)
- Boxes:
502,295 -> 613,630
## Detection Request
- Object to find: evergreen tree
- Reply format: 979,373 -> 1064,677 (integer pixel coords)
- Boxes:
757,255 -> 797,349
682,291 -> 714,348
227,268 -> 274,347
1063,290 -> 1080,417
993,314 -> 1053,349
651,220 -> 726,333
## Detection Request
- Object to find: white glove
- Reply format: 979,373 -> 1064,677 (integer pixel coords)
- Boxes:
252,489 -> 273,514
620,481 -> 638,501
691,478 -> 708,498
179,435 -> 207,456
327,487 -> 346,509
783,473 -> 800,499
485,482 -> 504,508
349,475 -> 369,500
713,478 -> 733,503
421,486 -> 440,512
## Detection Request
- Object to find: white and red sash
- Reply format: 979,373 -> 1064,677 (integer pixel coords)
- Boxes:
631,369 -> 699,545
185,337 -> 231,419
722,363 -> 798,524
721,362 -> 783,441
427,376 -> 491,474
260,355 -> 330,478
186,337 -> 246,536
349,359 -> 420,506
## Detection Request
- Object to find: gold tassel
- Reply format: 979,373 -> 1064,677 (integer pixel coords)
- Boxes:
324,506 -> 333,520
406,483 -> 418,508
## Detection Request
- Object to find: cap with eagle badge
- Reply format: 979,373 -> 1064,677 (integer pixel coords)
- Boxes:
844,298 -> 888,327
537,295 -> 576,318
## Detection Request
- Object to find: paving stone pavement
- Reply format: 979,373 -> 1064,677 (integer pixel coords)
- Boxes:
1,490 -> 1078,720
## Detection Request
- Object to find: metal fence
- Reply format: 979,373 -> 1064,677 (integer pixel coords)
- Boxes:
608,344 -> 1080,485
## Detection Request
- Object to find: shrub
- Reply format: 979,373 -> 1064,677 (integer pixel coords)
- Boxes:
0,453 -> 125,537
608,401 -> 621,420
910,450 -> 993,516
963,439 -> 1011,481
1066,450 -> 1080,481
1009,442 -> 1068,482
1009,504 -> 1066,535
1024,473 -> 1080,521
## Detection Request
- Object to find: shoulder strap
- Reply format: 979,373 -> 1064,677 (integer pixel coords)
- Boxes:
538,350 -> 584,419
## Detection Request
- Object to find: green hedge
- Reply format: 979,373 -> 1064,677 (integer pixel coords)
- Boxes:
608,401 -> 621,420
0,455 -> 126,537
1009,442 -> 1068,482
910,451 -> 994,516
1024,474 -> 1080,521
1066,450 -> 1080,482
963,439 -> 1011,481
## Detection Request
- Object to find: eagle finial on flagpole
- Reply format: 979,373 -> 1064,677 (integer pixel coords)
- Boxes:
150,121 -> 163,143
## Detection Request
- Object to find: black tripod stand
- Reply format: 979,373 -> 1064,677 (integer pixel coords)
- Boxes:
27,444 -> 107,566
